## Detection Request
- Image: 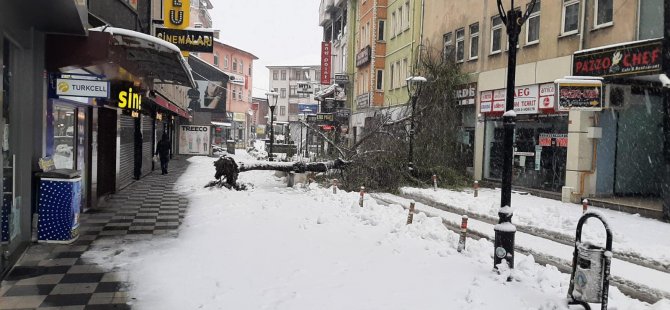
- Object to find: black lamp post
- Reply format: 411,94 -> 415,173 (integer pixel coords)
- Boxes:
493,0 -> 536,272
405,76 -> 427,176
301,107 -> 313,158
266,91 -> 279,161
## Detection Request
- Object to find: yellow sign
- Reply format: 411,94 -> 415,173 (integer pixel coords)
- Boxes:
118,88 -> 142,110
164,0 -> 190,29
233,112 -> 246,122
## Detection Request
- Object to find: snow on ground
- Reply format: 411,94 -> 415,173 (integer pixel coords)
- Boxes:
83,152 -> 658,310
400,187 -> 670,267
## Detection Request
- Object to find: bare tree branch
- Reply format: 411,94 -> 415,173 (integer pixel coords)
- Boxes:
299,120 -> 349,159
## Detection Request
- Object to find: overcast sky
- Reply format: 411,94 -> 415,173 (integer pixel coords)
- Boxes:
210,0 -> 323,98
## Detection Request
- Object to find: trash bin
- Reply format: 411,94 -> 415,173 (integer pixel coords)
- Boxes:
36,169 -> 81,243
226,140 -> 236,155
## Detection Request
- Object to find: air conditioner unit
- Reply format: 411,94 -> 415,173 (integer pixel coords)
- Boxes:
604,84 -> 631,109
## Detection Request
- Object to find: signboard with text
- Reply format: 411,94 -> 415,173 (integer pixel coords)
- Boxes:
321,42 -> 331,85
155,28 -> 213,53
179,125 -> 211,155
480,91 -> 492,113
573,38 -> 662,78
56,78 -> 109,98
356,45 -> 371,67
455,82 -> 477,106
538,83 -> 556,110
557,82 -> 603,111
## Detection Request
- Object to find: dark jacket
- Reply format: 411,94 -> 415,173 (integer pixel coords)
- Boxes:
156,136 -> 171,159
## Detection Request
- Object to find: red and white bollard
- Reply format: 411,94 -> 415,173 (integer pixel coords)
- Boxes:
359,186 -> 365,208
432,174 -> 438,191
332,179 -> 338,194
406,202 -> 415,225
473,180 -> 479,197
582,199 -> 589,214
457,215 -> 469,252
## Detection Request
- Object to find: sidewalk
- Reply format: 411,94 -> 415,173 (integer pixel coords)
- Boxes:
0,158 -> 191,310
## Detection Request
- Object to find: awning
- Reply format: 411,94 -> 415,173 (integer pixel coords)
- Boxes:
315,83 -> 345,101
151,92 -> 191,119
89,27 -> 196,89
189,56 -> 229,82
211,121 -> 232,127
2,1 -> 87,36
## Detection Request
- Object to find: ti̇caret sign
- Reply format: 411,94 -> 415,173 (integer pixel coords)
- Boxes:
56,78 -> 110,98
155,28 -> 214,53
573,38 -> 662,78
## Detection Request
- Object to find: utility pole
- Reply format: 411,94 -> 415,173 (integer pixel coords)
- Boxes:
493,0 -> 536,272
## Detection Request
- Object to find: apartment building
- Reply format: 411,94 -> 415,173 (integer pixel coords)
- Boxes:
422,0 -> 667,212
384,0 -> 422,107
267,65 -> 322,144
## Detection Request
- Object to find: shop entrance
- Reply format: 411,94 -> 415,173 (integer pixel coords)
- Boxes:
614,91 -> 664,196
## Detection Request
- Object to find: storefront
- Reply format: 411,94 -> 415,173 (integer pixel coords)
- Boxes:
481,83 -> 569,192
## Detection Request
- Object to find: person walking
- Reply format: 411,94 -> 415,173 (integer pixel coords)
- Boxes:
155,133 -> 171,175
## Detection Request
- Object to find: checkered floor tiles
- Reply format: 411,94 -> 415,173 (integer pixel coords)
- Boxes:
0,157 -> 193,309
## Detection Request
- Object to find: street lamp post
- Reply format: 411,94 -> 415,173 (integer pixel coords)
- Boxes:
266,91 -> 279,161
493,0 -> 536,272
301,107 -> 313,158
405,76 -> 427,176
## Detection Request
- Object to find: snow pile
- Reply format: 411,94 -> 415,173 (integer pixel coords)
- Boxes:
82,154 -> 658,309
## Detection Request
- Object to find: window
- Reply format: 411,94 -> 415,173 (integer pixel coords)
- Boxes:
398,6 -> 404,33
389,63 -> 395,89
232,59 -> 238,71
394,61 -> 401,88
280,106 -> 286,116
526,1 -> 541,44
273,70 -> 278,80
232,89 -> 237,100
469,23 -> 479,60
404,1 -> 410,31
240,60 -> 244,73
443,32 -> 453,60
280,88 -> 286,98
290,85 -> 297,96
594,0 -> 613,27
391,12 -> 397,37
376,69 -> 384,91
638,0 -> 663,39
224,56 -> 229,69
249,65 -> 252,76
455,28 -> 465,62
281,70 -> 286,80
378,20 -> 385,41
562,0 -> 580,35
491,15 -> 503,54
213,53 -> 219,67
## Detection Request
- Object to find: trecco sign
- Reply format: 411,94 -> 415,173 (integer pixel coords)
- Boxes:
56,79 -> 109,98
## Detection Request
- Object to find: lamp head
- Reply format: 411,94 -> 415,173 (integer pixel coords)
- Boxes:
265,91 -> 279,107
406,76 -> 427,97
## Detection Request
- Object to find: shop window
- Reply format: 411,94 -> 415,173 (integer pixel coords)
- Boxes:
52,105 -> 76,169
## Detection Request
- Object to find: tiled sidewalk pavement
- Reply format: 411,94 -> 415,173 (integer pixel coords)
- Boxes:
0,157 -> 192,309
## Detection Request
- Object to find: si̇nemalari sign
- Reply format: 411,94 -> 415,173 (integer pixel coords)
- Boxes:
155,28 -> 214,53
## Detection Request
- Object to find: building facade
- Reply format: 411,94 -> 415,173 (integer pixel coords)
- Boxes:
421,0 -> 668,217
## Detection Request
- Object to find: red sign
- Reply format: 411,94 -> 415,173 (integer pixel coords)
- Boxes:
538,83 -> 555,110
480,90 -> 493,113
321,41 -> 332,85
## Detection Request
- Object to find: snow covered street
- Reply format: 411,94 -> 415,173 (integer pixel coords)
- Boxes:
81,152 -> 669,309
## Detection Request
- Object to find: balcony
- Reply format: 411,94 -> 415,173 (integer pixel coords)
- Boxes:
319,1 -> 332,26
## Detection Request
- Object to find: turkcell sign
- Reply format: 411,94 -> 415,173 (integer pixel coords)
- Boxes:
56,78 -> 110,98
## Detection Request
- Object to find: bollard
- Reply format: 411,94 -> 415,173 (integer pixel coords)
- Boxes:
332,179 -> 338,194
582,199 -> 589,214
287,172 -> 295,188
473,180 -> 479,197
406,202 -> 415,225
432,174 -> 438,191
359,186 -> 365,208
457,215 -> 469,252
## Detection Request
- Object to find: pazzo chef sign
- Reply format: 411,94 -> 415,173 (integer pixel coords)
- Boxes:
479,85 -> 539,114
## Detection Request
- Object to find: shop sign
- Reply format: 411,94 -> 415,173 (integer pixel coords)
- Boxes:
557,82 -> 603,111
480,91 -> 492,113
233,112 -> 246,122
307,114 -> 317,122
513,151 -> 535,156
334,74 -> 349,84
356,45 -> 371,67
513,85 -> 539,114
164,0 -> 190,30
228,73 -> 245,86
56,78 -> 110,98
297,82 -> 313,94
117,87 -> 142,110
316,113 -> 334,123
492,89 -> 506,112
156,113 -> 163,121
155,28 -> 214,53
538,83 -> 556,110
179,125 -> 211,155
455,83 -> 477,106
573,39 -> 662,78
256,125 -> 266,135
357,93 -> 370,109
539,133 -> 568,147
321,41 -> 332,84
